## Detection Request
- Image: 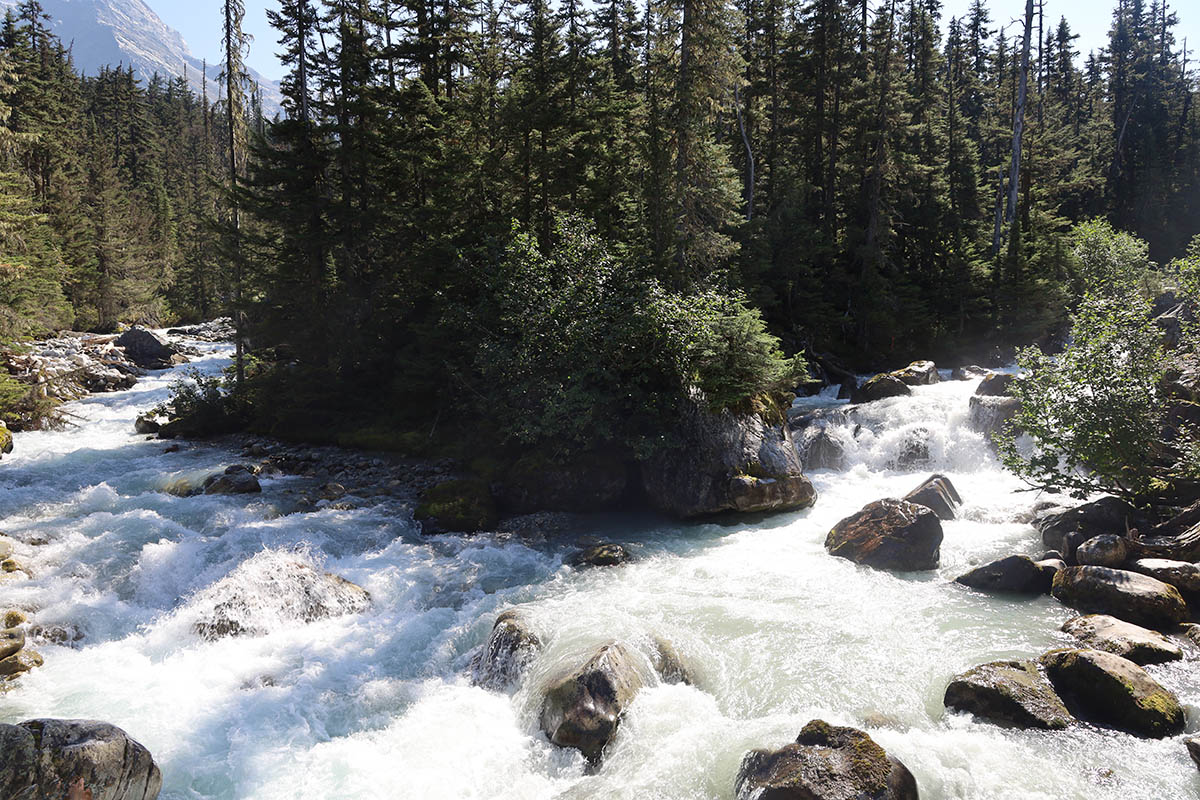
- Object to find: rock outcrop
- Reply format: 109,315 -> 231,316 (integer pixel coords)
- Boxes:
1039,648 -> 1184,738
1051,566 -> 1188,629
904,474 -> 961,520
0,719 -> 162,800
640,394 -> 817,518
826,498 -> 943,570
1060,614 -> 1183,665
943,660 -> 1072,729
735,720 -> 919,800
471,610 -> 542,691
955,555 -> 1056,595
539,642 -> 649,764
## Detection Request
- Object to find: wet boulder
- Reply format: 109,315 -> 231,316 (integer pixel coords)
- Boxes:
202,469 -> 261,495
799,427 -> 846,471
470,610 -> 542,691
1188,737 -> 1200,771
904,474 -> 961,521
114,327 -> 178,370
568,543 -> 631,568
416,479 -> 498,533
894,360 -> 940,386
0,626 -> 24,660
851,374 -> 912,404
0,421 -> 11,457
975,372 -> 1015,396
1035,497 -> 1149,563
1127,558 -> 1200,595
1074,535 -> 1129,568
0,647 -> 42,679
133,414 -> 162,435
539,642 -> 649,764
0,719 -> 162,800
735,720 -> 919,800
1051,566 -> 1188,629
955,555 -> 1055,595
640,393 -> 816,518
826,498 -> 943,571
967,395 -> 1020,440
191,550 -> 370,639
1060,614 -> 1182,665
943,660 -> 1072,730
892,428 -> 931,470
951,365 -> 988,380
650,637 -> 693,686
1039,648 -> 1184,738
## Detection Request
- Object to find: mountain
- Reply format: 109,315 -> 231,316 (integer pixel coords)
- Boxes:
1,0 -> 283,116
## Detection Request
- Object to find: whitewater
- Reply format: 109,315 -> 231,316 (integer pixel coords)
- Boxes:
0,340 -> 1197,799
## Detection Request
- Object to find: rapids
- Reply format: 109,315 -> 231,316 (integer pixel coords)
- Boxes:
1,344 -> 1197,800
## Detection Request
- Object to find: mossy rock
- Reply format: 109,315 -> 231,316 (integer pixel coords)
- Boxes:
944,660 -> 1073,729
416,479 -> 498,533
0,423 -> 12,455
1039,648 -> 1184,738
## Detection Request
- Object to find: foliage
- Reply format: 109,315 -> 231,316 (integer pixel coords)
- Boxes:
998,223 -> 1176,501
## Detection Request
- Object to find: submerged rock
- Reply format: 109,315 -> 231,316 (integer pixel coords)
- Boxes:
851,374 -> 912,404
1060,615 -> 1183,665
470,610 -> 542,691
1074,535 -> 1129,568
943,660 -> 1072,730
190,550 -> 370,639
904,474 -> 961,521
735,720 -> 919,800
539,642 -> 649,764
568,543 -> 631,568
826,498 -> 943,571
115,327 -> 179,370
955,555 -> 1055,595
650,637 -> 693,685
1040,648 -> 1184,738
1051,566 -> 1188,629
640,393 -> 816,518
0,718 -> 162,800
202,469 -> 262,495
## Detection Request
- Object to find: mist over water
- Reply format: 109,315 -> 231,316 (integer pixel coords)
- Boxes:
1,350 -> 1197,799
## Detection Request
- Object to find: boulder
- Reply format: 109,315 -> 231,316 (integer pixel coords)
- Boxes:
0,420 -> 11,456
951,365 -> 988,380
735,720 -> 919,800
0,719 -> 162,800
1051,566 -> 1188,629
799,427 -> 846,471
967,395 -> 1020,440
1187,737 -> 1200,771
415,479 -> 498,533
1074,535 -> 1129,568
893,429 -> 931,470
904,474 -> 961,521
650,637 -> 693,685
1035,497 -> 1150,562
568,543 -> 631,568
0,647 -> 42,678
190,551 -> 371,640
894,360 -> 940,386
1061,615 -> 1183,665
114,327 -> 178,370
1039,648 -> 1184,738
826,498 -> 943,571
943,660 -> 1072,729
851,374 -> 912,404
539,642 -> 648,764
133,414 -> 161,435
640,394 -> 817,518
470,610 -> 542,691
1127,558 -> 1200,594
975,373 -> 1015,396
955,555 -> 1055,595
0,626 -> 24,660
202,470 -> 262,495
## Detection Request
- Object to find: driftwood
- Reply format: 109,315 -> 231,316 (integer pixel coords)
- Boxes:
1128,501 -> 1200,561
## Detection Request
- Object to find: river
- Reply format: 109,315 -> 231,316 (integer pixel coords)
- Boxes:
0,340 -> 1197,799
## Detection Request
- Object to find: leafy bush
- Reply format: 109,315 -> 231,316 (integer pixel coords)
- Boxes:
473,215 -> 803,456
998,221 -> 1184,502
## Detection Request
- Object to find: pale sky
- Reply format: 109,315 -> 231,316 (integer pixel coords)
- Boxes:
148,0 -> 1200,84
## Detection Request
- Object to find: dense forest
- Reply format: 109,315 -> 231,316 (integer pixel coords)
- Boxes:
1,0 -> 1198,459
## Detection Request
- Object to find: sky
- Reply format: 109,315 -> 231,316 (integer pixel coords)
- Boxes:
149,0 -> 1200,85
